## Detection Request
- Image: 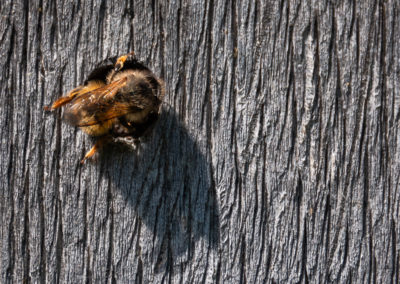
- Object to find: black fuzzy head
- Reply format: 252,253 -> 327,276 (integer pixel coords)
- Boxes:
84,56 -> 151,84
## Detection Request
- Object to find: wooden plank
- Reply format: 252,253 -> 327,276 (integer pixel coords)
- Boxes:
1,0 -> 399,282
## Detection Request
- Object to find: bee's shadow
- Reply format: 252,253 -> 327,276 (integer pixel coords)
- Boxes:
100,107 -> 219,269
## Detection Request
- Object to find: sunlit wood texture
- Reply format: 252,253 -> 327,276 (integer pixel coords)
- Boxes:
1,0 -> 399,282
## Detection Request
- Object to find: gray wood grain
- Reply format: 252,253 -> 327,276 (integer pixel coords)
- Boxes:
1,0 -> 399,283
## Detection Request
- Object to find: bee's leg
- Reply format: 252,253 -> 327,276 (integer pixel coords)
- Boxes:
44,86 -> 84,111
81,136 -> 110,164
114,51 -> 135,71
106,52 -> 136,83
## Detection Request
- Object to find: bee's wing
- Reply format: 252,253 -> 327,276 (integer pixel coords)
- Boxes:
64,77 -> 140,127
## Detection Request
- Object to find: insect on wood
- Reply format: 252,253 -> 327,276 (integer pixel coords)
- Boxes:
45,52 -> 165,164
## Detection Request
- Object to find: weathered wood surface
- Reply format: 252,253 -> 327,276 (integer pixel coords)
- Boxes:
1,0 -> 399,283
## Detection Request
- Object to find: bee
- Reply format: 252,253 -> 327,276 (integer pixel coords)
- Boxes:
45,52 -> 165,164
